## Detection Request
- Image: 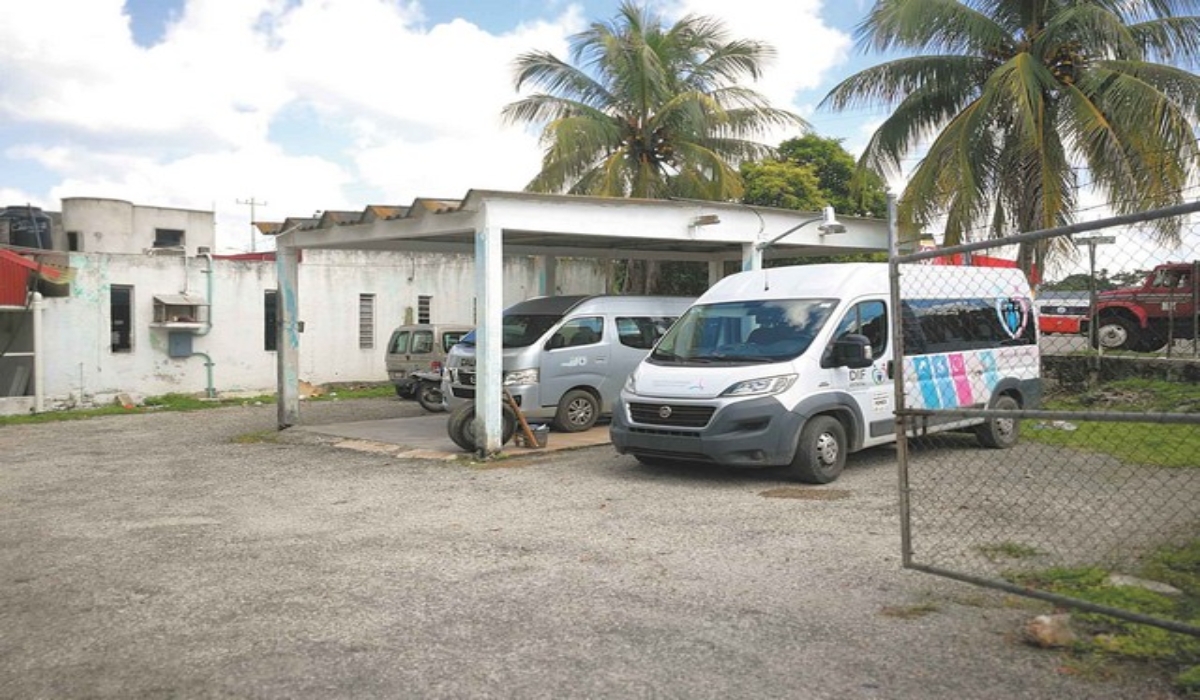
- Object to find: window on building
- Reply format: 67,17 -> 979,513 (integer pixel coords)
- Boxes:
67,231 -> 80,251
417,295 -> 432,324
264,290 -> 277,352
111,285 -> 133,352
153,228 -> 185,248
359,294 -> 375,349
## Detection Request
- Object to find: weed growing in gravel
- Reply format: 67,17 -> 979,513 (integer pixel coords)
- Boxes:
1007,540 -> 1200,693
975,541 -> 1044,563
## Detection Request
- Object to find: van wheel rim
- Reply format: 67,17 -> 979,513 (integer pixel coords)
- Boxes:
569,399 -> 594,425
816,433 -> 838,466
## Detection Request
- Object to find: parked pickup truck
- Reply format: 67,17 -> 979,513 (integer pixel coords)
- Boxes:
1080,261 -> 1198,352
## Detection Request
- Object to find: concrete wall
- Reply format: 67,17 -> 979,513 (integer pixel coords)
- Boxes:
2,248 -> 606,412
60,197 -> 216,255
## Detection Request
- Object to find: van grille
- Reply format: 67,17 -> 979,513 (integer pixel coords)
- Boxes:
628,403 -> 714,428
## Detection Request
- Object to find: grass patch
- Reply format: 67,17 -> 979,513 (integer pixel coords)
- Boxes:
0,383 -> 399,427
1025,378 -> 1200,468
231,430 -> 281,444
880,602 -> 939,619
975,541 -> 1044,563
1007,539 -> 1200,693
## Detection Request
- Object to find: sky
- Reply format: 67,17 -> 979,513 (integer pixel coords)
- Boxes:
0,0 -> 892,253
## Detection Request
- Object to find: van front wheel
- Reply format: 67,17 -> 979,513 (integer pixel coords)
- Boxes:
554,389 -> 599,432
788,416 -> 846,484
975,395 -> 1020,449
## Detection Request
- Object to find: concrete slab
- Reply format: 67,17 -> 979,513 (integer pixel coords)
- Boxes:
290,412 -> 612,459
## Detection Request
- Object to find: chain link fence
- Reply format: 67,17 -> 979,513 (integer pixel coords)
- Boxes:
890,200 -> 1200,636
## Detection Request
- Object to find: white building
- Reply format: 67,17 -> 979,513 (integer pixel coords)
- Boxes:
0,197 -> 606,415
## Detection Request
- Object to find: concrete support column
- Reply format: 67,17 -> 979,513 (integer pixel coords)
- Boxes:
742,242 -> 762,272
475,219 -> 504,456
535,255 -> 558,296
708,260 -> 724,287
276,244 -> 301,429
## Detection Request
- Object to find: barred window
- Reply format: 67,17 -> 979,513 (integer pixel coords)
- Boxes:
359,294 -> 375,349
417,295 -> 432,324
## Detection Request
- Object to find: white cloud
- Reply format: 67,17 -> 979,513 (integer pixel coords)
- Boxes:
0,0 -> 852,251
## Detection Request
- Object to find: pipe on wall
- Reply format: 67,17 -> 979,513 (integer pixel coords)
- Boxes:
190,250 -> 216,398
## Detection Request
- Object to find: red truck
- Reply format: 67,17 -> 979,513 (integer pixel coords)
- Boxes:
1081,261 -> 1198,352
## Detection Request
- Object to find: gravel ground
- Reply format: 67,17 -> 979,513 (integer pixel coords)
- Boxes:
0,397 -> 1184,699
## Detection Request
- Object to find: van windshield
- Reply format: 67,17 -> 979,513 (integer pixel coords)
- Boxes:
457,313 -> 564,348
650,298 -> 836,364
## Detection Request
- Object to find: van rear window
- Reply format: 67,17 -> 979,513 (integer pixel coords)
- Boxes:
902,297 -> 1035,355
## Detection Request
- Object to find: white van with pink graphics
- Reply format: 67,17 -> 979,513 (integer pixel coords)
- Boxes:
610,263 -> 1041,484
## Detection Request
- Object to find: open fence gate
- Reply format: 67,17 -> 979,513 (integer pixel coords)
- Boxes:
889,199 -> 1200,637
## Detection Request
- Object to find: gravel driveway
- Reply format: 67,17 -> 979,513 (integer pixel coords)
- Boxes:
0,398 -> 1182,699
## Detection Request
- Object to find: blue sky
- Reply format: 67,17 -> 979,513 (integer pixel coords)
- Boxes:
0,0 -> 894,252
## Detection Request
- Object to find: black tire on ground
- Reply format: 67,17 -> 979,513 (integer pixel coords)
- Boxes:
394,383 -> 411,399
553,389 -> 600,432
446,402 -> 516,452
416,382 -> 446,412
1091,316 -> 1139,351
787,415 -> 847,484
975,394 -> 1020,449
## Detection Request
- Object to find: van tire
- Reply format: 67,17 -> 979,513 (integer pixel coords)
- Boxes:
788,416 -> 846,484
975,394 -> 1020,449
447,401 -> 516,452
553,389 -> 599,432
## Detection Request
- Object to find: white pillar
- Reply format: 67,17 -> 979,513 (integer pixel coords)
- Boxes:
276,245 -> 301,428
707,260 -> 724,287
535,255 -> 558,296
742,242 -> 762,272
32,292 -> 43,413
475,217 -> 504,455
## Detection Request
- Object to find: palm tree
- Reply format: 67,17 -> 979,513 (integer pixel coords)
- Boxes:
502,1 -> 806,202
822,0 -> 1200,273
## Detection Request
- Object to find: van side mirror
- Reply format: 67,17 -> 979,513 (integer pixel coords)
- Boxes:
832,334 -> 873,369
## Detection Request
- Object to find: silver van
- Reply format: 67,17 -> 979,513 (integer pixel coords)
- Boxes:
385,323 -> 472,397
444,295 -> 693,431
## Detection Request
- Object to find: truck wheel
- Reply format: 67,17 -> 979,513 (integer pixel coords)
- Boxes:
787,416 -> 846,484
446,402 -> 515,452
975,394 -> 1020,449
553,389 -> 599,432
1091,317 -> 1137,351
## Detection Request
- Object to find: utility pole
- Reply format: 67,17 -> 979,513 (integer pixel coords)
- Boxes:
237,197 -> 267,252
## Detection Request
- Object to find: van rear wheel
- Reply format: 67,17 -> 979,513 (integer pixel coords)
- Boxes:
553,389 -> 599,432
975,395 -> 1020,449
787,416 -> 846,484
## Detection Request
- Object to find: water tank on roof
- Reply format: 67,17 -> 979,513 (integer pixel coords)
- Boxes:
1,206 -> 52,250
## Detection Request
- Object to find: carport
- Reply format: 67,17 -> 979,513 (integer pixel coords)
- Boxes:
272,189 -> 891,452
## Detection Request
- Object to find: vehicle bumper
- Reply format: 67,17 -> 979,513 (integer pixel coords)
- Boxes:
610,394 -> 803,467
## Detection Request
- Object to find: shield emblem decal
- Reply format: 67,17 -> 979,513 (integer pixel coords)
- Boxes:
996,297 -> 1030,339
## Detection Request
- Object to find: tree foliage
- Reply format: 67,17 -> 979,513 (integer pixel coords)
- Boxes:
823,0 -> 1200,273
502,1 -> 806,201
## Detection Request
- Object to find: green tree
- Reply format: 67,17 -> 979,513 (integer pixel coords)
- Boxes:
503,1 -> 806,200
502,2 -> 806,294
739,159 -> 824,211
776,135 -> 888,217
822,1 -> 1200,273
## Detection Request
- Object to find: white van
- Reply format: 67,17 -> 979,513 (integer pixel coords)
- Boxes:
610,263 -> 1040,483
444,295 -> 694,432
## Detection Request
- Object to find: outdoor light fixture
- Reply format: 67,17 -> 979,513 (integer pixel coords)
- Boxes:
690,214 -> 721,227
755,206 -> 845,251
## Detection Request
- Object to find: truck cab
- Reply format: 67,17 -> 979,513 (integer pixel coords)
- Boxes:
1084,262 -> 1197,352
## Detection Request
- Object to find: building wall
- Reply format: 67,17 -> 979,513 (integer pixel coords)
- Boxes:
12,248 -> 606,411
60,197 -> 216,255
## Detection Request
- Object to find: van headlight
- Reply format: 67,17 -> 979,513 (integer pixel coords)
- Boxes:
722,374 -> 797,397
503,368 -> 539,386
